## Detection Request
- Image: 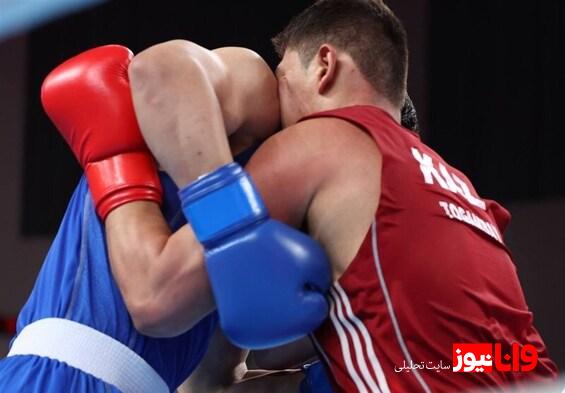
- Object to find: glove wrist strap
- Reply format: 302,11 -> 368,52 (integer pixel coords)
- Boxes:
86,152 -> 163,220
178,163 -> 268,247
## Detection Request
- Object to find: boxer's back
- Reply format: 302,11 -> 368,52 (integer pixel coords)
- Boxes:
1,174 -> 216,392
295,105 -> 557,392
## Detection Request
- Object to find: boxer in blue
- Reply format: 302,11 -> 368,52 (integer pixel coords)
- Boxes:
0,44 -> 331,392
0,174 -> 216,393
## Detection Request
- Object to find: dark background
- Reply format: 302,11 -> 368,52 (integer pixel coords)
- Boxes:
1,0 -> 563,372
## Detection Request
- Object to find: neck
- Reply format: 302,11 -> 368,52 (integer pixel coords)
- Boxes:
315,93 -> 401,124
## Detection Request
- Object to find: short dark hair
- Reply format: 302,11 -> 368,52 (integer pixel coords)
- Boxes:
273,0 -> 408,107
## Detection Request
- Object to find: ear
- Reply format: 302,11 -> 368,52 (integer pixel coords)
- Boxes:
315,44 -> 338,94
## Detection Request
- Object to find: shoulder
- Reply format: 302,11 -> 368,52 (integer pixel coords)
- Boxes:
245,115 -> 381,212
287,116 -> 379,148
254,116 -> 381,173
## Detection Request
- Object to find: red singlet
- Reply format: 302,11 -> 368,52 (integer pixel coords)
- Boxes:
302,106 -> 557,393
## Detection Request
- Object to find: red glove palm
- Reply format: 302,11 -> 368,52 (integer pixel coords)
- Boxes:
41,45 -> 162,219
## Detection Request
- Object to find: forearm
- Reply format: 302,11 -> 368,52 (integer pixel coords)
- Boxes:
105,201 -> 214,337
251,336 -> 318,370
180,369 -> 302,393
225,370 -> 304,393
177,327 -> 310,393
129,40 -> 233,187
178,327 -> 249,393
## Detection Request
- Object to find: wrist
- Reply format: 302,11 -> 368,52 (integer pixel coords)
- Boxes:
178,163 -> 268,247
86,152 -> 163,220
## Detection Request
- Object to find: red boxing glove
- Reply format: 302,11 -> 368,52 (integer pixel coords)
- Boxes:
41,45 -> 162,219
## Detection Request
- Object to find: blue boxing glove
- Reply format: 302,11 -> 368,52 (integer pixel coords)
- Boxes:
179,163 -> 331,349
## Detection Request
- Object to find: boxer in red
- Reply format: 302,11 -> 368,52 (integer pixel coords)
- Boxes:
112,1 -> 558,392
261,3 -> 559,391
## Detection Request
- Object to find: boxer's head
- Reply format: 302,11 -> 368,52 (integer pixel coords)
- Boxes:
273,0 -> 408,127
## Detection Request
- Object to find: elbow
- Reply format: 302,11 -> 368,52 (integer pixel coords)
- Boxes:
125,244 -> 212,337
127,297 -> 170,337
128,39 -> 209,93
128,41 -> 174,95
125,289 -> 182,338
129,298 -> 192,338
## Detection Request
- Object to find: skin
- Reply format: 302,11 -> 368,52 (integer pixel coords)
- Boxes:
105,38 -> 402,391
248,45 -> 395,277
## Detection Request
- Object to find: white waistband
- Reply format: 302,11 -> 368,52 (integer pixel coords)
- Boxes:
8,318 -> 169,393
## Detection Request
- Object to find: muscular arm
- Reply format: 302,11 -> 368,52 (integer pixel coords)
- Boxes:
246,117 -> 382,276
105,40 -> 279,337
106,204 -> 211,336
128,40 -> 279,186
